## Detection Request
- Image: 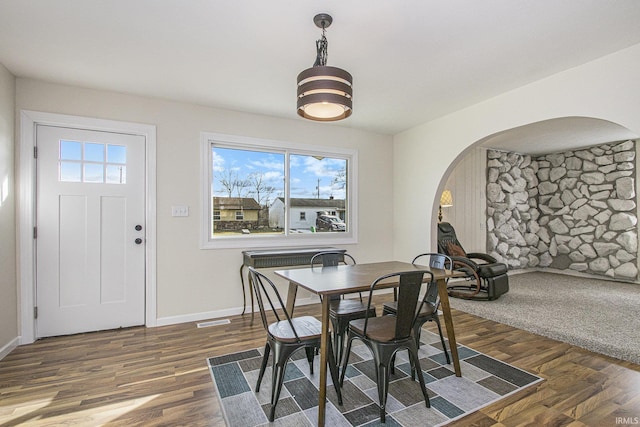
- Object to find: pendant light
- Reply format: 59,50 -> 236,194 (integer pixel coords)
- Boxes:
297,13 -> 353,121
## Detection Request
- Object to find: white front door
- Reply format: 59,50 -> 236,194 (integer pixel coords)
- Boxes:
36,125 -> 146,337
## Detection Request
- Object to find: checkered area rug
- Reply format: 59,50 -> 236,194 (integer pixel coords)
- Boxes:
208,330 -> 542,426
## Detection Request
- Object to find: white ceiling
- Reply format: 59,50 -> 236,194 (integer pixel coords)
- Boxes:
1,0 -> 640,152
481,117 -> 639,156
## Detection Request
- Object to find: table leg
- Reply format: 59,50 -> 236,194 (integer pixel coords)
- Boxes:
317,294 -> 330,427
437,277 -> 461,377
285,281 -> 298,317
239,265 -> 247,315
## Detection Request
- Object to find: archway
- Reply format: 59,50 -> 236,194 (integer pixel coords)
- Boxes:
434,116 -> 639,280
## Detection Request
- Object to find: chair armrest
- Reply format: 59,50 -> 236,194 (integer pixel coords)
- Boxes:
466,252 -> 498,264
450,256 -> 479,271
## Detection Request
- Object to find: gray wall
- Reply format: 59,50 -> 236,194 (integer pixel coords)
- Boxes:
487,141 -> 638,280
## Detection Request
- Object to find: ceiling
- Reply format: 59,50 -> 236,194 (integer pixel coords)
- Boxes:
481,117 -> 639,156
1,0 -> 640,151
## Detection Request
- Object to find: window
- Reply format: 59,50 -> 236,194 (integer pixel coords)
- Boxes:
59,140 -> 127,184
201,132 -> 357,248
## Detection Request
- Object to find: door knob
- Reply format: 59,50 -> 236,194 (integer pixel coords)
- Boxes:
135,225 -> 143,231
135,238 -> 143,244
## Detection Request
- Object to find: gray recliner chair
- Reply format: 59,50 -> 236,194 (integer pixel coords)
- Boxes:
437,222 -> 509,301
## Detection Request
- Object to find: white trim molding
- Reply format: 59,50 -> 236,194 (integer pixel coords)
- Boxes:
18,110 -> 157,344
0,337 -> 19,361
154,296 -> 319,327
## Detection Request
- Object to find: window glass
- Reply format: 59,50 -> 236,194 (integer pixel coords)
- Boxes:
290,154 -> 347,233
84,163 -> 104,183
212,146 -> 285,236
203,133 -> 356,247
106,165 -> 126,184
107,145 -> 127,164
84,143 -> 104,162
58,140 -> 127,184
60,140 -> 82,160
60,161 -> 81,182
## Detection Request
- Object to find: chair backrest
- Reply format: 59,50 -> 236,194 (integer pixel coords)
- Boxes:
310,252 -> 357,301
412,252 -> 453,271
363,270 -> 433,340
437,222 -> 466,257
248,267 -> 301,341
310,251 -> 356,267
412,253 -> 452,306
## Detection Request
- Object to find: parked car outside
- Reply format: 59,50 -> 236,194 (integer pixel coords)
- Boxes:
316,213 -> 346,231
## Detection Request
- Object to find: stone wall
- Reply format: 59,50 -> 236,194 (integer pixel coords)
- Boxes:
486,140 -> 638,280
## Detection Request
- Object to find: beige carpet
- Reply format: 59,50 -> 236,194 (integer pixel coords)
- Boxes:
449,271 -> 640,365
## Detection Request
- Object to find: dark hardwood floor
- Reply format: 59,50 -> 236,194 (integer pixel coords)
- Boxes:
1,295 -> 639,426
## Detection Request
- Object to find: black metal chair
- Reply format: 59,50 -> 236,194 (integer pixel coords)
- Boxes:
339,270 -> 432,423
310,251 -> 377,365
437,222 -> 509,301
248,267 -> 342,422
382,253 -> 452,363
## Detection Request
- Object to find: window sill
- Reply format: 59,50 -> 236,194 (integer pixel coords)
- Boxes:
200,232 -> 357,250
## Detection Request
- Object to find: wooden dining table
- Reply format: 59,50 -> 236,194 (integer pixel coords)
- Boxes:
274,260 -> 463,427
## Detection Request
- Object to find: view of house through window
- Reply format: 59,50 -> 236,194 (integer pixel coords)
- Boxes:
209,141 -> 350,239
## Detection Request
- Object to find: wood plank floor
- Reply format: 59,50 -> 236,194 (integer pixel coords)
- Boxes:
1,295 -> 639,426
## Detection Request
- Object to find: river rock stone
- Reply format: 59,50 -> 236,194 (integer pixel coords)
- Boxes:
616,176 -> 635,199
610,213 -> 637,231
582,172 -> 606,184
615,263 -> 638,279
616,231 -> 638,253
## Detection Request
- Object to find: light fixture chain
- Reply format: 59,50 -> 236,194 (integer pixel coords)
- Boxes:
314,33 -> 328,67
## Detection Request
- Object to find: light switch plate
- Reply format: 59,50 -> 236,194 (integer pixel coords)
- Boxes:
171,205 -> 189,217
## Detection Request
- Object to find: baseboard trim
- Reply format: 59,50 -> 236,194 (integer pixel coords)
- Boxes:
0,336 -> 20,361
530,267 -> 640,285
154,296 -> 321,327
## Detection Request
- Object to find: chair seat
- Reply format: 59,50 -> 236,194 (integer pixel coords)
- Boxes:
383,301 -> 436,317
268,316 -> 322,342
349,316 -> 402,342
330,299 -> 376,317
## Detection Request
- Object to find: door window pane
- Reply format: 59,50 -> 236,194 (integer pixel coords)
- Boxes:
106,165 -> 126,184
84,163 -> 104,183
60,162 -> 82,182
84,143 -> 104,162
58,141 -> 127,184
60,140 -> 82,160
107,145 -> 126,164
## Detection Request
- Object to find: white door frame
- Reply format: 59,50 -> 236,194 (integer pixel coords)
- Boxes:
18,110 -> 157,344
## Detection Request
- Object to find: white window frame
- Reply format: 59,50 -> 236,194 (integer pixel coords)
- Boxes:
200,132 -> 358,249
